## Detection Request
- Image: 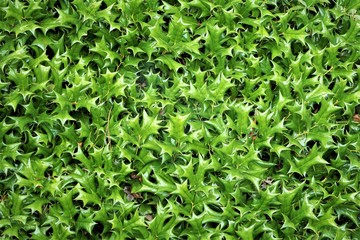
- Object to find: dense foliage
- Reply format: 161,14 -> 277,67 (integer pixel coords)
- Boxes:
0,0 -> 359,239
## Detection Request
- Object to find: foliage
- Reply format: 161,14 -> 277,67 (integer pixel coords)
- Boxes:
0,0 -> 359,239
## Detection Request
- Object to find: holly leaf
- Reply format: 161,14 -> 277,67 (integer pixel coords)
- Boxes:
166,113 -> 190,142
294,146 -> 329,175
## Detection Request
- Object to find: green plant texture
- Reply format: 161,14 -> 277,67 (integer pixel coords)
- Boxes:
1,0 -> 360,239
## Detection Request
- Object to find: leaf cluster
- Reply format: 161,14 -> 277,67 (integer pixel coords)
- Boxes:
0,0 -> 359,239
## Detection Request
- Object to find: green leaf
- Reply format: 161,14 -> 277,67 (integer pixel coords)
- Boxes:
3,225 -> 21,238
148,203 -> 177,238
76,213 -> 97,234
294,146 -> 329,175
139,171 -> 176,194
279,182 -> 305,215
73,146 -> 93,171
24,198 -> 49,214
209,73 -> 235,102
290,194 -> 318,225
74,185 -> 101,207
140,110 -> 161,141
156,55 -> 184,72
282,27 -> 308,44
306,207 -> 337,232
166,113 -> 190,142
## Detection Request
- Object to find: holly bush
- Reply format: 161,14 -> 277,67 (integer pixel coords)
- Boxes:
0,0 -> 359,239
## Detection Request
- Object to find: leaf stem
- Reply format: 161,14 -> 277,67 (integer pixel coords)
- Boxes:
106,106 -> 113,150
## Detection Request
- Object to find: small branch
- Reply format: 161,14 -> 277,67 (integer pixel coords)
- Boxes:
106,106 -> 113,150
